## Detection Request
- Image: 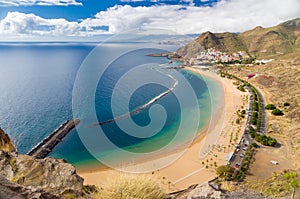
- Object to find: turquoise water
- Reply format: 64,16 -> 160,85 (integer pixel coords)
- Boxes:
0,42 -> 222,169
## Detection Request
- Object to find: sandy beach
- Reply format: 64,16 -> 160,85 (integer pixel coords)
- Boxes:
78,67 -> 248,192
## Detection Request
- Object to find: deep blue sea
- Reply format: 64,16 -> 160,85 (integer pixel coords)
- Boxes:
0,42 -> 223,169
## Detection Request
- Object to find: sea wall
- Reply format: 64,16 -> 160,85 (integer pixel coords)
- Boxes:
27,119 -> 80,159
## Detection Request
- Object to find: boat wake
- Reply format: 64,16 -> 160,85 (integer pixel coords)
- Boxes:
91,73 -> 178,127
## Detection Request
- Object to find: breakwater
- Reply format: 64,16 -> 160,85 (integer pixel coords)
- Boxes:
91,74 -> 178,127
27,119 -> 80,159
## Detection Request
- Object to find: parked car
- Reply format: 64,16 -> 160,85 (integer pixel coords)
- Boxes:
270,160 -> 279,165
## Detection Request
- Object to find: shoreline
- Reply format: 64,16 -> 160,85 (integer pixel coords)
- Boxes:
77,67 -> 247,191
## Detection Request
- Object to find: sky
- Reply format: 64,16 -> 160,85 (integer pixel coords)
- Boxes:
0,0 -> 299,41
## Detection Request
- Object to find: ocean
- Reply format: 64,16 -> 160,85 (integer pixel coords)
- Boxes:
0,42 -> 223,170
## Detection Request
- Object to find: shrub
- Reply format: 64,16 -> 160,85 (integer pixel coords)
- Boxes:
237,85 -> 245,92
265,104 -> 276,110
251,116 -> 257,125
216,165 -> 234,181
271,109 -> 284,116
97,174 -> 166,199
284,102 -> 290,106
248,126 -> 256,138
252,102 -> 259,112
251,143 -> 259,148
283,172 -> 297,180
254,134 -> 277,146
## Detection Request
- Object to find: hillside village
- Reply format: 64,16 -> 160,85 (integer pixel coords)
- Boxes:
185,47 -> 251,66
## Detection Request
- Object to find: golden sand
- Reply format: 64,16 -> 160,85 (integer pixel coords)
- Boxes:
78,67 -> 248,192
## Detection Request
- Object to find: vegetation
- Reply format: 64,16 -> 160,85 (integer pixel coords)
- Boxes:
248,126 -> 277,146
237,85 -> 246,92
251,170 -> 300,198
250,142 -> 259,148
251,112 -> 258,125
248,126 -> 256,138
235,144 -> 255,181
271,108 -> 284,116
216,165 -> 234,181
252,101 -> 259,112
254,134 -> 277,146
265,104 -> 276,110
97,174 -> 166,199
284,102 -> 290,106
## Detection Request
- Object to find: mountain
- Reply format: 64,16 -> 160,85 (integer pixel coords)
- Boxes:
178,18 -> 300,58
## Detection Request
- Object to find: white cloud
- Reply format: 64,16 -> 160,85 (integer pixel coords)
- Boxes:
81,0 -> 300,34
0,12 -> 83,36
0,0 -> 82,6
0,0 -> 300,40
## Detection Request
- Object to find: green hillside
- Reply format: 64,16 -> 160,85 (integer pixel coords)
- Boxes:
179,18 -> 300,58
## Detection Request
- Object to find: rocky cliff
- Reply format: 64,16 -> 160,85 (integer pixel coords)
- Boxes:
0,127 -> 15,153
0,128 -> 85,198
168,182 -> 271,199
0,175 -> 59,199
0,151 -> 84,197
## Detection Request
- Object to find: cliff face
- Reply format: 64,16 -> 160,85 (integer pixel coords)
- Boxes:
0,128 -> 85,198
179,18 -> 300,58
0,150 -> 84,196
0,175 -> 59,199
0,128 -> 15,153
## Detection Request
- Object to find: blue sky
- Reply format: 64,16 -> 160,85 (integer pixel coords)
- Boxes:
0,0 -> 218,21
0,0 -> 299,41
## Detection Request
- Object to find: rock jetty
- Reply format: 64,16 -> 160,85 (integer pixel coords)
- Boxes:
27,119 -> 80,159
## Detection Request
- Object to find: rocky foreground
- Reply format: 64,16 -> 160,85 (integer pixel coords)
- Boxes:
168,182 -> 271,199
0,150 -> 84,198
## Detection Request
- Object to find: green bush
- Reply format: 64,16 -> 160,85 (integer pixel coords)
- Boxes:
283,102 -> 290,106
251,143 -> 259,148
216,165 -> 234,181
248,126 -> 256,138
237,85 -> 245,92
251,116 -> 257,125
265,104 -> 276,110
252,102 -> 259,112
271,109 -> 284,116
254,134 -> 277,146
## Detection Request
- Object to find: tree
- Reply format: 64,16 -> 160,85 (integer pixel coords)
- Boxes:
251,143 -> 259,148
265,104 -> 276,110
216,165 -> 234,181
252,102 -> 259,111
272,109 -> 284,116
